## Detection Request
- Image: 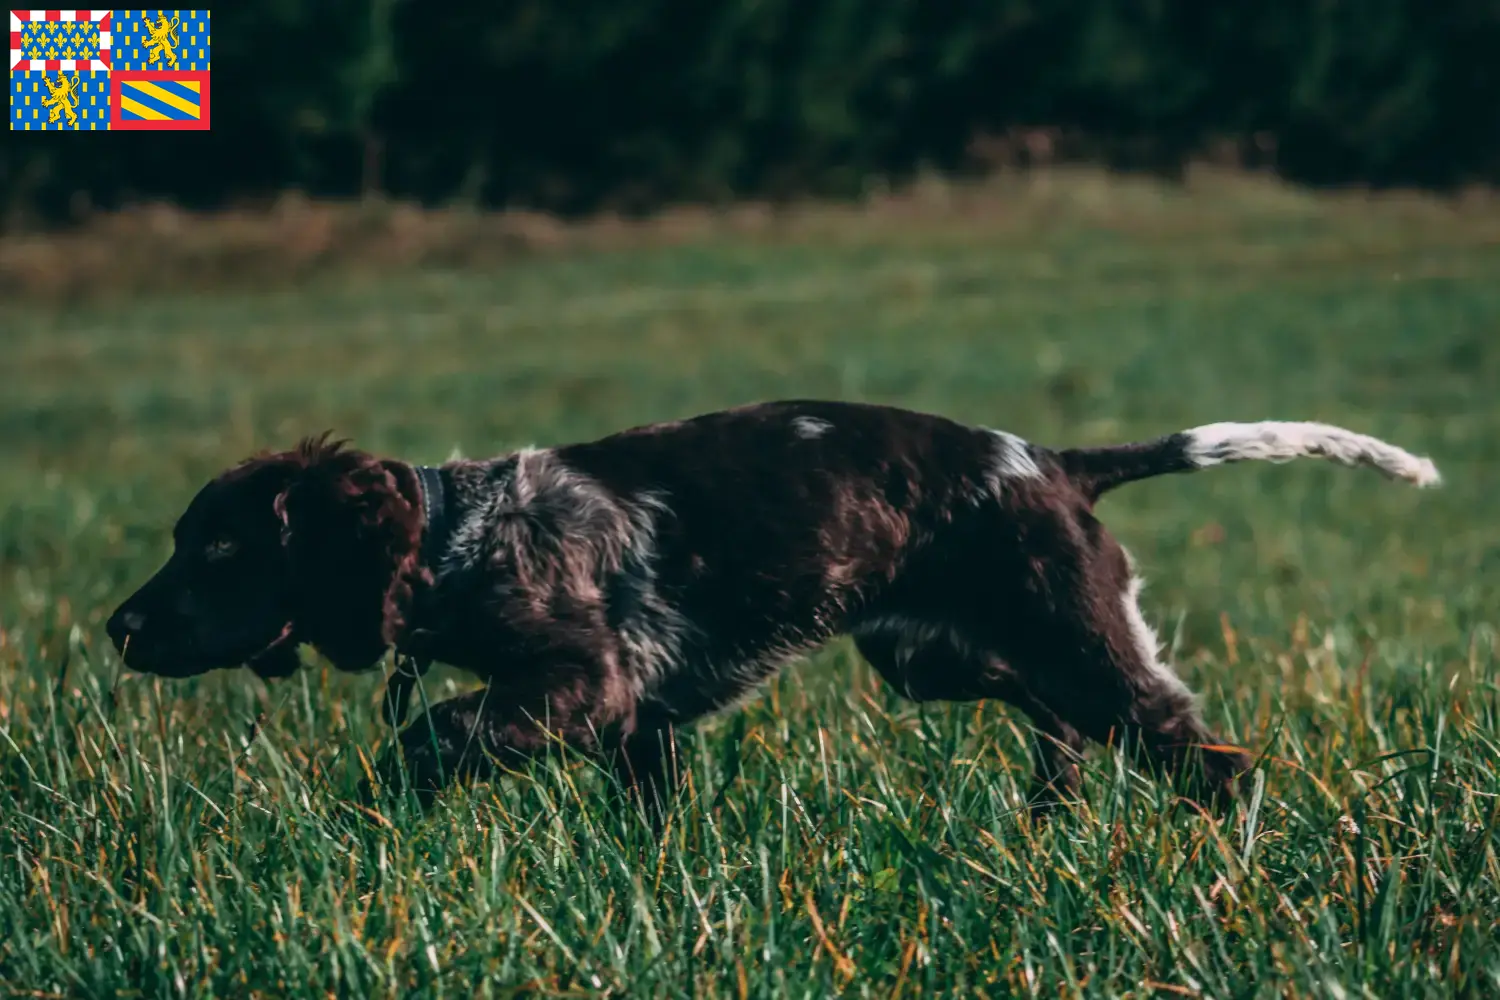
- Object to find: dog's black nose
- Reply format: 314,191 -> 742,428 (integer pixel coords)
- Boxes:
106,608 -> 146,650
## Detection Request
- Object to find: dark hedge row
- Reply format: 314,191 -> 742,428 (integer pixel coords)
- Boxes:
4,0 -> 1498,223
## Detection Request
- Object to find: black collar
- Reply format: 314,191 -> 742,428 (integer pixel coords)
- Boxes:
414,464 -> 452,576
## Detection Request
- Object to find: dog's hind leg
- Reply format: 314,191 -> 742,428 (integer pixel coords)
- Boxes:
854,630 -> 1086,811
996,527 -> 1253,811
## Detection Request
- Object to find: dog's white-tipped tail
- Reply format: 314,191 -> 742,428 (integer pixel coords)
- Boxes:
1183,421 -> 1441,487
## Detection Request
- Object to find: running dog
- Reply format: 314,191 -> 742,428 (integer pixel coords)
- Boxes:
107,401 -> 1440,811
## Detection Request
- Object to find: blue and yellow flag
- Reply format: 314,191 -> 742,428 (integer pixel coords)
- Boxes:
8,10 -> 211,130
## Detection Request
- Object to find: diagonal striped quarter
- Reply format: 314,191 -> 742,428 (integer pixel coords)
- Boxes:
119,77 -> 201,120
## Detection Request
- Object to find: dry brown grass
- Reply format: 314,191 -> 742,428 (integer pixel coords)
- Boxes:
5,167 -> 1497,303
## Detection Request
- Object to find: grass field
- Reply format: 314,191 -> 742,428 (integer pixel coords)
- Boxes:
2,172 -> 1498,998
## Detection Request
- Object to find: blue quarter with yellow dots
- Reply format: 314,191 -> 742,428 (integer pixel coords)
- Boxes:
10,71 -> 114,131
114,10 -> 211,72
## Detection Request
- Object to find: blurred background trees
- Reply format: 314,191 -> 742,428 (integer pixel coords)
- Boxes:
4,0 -> 1497,226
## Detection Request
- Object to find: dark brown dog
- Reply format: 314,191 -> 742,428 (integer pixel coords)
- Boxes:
107,401 -> 1440,812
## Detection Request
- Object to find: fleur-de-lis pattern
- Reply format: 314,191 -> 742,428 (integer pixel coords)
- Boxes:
11,11 -> 113,72
21,20 -> 102,62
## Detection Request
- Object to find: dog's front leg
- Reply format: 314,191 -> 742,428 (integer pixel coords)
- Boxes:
377,683 -> 631,805
611,714 -> 685,822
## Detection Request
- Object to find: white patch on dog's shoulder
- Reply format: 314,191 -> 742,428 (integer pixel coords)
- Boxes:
792,416 -> 833,439
614,491 -> 698,697
443,453 -> 698,700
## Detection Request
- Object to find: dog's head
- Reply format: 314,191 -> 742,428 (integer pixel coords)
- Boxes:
106,435 -> 427,679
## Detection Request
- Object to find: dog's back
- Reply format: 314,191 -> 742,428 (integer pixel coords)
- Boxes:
554,400 -> 1048,717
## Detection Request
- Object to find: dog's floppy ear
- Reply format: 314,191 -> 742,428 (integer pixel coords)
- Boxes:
274,437 -> 426,673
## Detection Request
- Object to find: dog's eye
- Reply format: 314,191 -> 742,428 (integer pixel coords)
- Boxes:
204,538 -> 239,561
